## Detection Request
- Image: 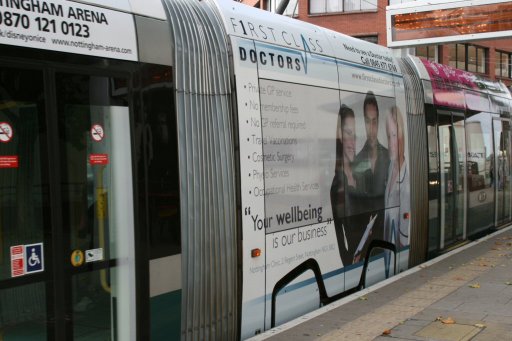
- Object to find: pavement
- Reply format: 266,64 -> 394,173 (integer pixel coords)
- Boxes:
251,225 -> 512,341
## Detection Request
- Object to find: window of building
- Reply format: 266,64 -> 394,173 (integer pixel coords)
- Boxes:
448,44 -> 487,74
310,0 -> 377,14
388,0 -> 416,4
271,0 -> 299,16
415,45 -> 438,62
356,35 -> 378,44
457,44 -> 466,69
495,51 -> 511,79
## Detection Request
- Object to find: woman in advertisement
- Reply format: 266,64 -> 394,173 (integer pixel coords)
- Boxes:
330,105 -> 366,266
383,106 -> 409,277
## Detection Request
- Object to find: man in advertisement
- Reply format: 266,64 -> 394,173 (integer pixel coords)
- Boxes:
353,91 -> 389,212
336,91 -> 388,265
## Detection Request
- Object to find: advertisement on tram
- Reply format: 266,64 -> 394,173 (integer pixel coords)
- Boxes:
226,11 -> 410,334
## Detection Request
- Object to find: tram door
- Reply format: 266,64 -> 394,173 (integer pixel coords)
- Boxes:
438,111 -> 467,249
492,118 -> 512,226
0,65 -> 136,340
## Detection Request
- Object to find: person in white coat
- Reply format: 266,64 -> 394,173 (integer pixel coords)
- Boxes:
383,106 -> 409,278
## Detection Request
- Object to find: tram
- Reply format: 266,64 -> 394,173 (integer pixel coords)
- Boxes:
0,0 -> 510,340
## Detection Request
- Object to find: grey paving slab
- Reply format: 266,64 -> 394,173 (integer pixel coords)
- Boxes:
414,307 -> 489,322
400,318 -> 433,327
380,323 -> 426,339
373,335 -> 420,341
483,313 -> 512,324
470,324 -> 512,341
457,303 -> 512,315
414,321 -> 483,341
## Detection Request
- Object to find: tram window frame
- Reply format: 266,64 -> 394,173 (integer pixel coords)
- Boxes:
0,44 -> 186,341
0,47 -> 146,340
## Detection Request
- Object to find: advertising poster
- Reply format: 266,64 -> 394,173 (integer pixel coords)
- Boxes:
231,33 -> 411,333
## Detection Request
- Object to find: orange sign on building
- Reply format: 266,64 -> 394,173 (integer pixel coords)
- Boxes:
387,0 -> 512,47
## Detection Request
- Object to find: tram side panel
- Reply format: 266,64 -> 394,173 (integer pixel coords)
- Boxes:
233,35 -> 347,335
219,2 -> 411,338
231,30 -> 347,336
220,4 -> 341,338
231,38 -> 411,340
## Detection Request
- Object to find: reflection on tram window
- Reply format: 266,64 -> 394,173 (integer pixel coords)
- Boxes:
465,111 -> 494,235
140,65 -> 180,259
56,72 -> 136,339
72,270 -> 112,340
494,119 -> 512,225
0,283 -> 47,339
0,68 -> 47,280
0,67 -> 49,338
56,74 -> 128,258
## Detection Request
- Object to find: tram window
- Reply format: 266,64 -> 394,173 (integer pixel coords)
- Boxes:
139,65 -> 180,259
56,73 -> 128,257
0,67 -> 48,281
466,112 -> 493,189
0,67 -> 49,337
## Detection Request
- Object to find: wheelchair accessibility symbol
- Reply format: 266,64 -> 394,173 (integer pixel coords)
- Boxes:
25,243 -> 44,274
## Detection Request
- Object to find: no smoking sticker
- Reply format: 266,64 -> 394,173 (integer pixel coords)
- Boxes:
0,122 -> 13,143
90,124 -> 105,142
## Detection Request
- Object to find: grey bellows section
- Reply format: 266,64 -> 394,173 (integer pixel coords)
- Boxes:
162,0 -> 238,340
398,57 -> 429,267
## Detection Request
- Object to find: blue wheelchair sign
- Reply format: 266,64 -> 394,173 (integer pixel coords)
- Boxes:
25,243 -> 44,274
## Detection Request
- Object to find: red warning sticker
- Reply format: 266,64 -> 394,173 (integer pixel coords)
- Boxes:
89,154 -> 109,165
0,156 -> 19,168
11,245 -> 25,277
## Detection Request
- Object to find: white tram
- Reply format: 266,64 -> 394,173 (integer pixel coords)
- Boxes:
0,0 -> 510,340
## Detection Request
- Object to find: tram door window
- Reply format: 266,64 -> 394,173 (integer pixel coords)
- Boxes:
466,112 -> 495,236
137,65 -> 181,340
426,110 -> 440,256
0,65 -> 136,340
56,72 -> 135,340
438,111 -> 467,249
0,66 -> 50,339
492,118 -> 512,226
